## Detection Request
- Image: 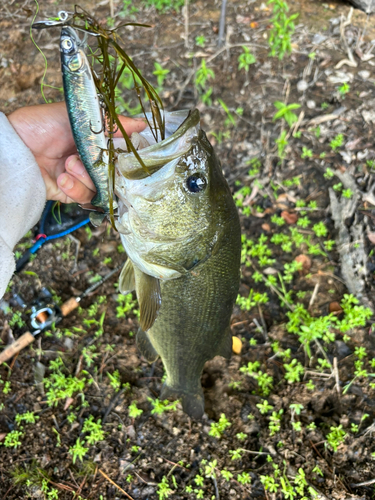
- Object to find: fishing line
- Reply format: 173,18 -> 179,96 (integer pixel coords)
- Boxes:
15,202 -> 90,272
30,0 -> 63,102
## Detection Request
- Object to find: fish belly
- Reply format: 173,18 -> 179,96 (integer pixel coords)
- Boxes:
145,242 -> 239,418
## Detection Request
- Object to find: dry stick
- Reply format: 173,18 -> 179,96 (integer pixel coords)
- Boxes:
102,386 -> 127,424
212,476 -> 220,500
335,8 -> 357,69
109,0 -> 114,18
308,282 -> 320,310
257,304 -> 268,341
68,233 -> 80,274
333,357 -> 341,397
217,0 -> 227,48
98,469 -> 134,500
184,0 -> 189,49
351,477 -> 375,487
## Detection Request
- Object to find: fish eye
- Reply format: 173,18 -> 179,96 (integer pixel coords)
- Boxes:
61,37 -> 74,53
186,174 -> 207,193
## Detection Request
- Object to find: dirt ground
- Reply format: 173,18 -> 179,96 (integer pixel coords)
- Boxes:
1,0 -> 375,499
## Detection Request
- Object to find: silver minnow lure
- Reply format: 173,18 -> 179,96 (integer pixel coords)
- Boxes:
60,26 -> 113,219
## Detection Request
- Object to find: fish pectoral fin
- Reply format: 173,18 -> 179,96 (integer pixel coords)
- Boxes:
136,327 -> 159,362
119,259 -> 135,294
143,252 -> 187,278
216,327 -> 233,360
161,383 -> 204,419
136,270 -> 161,331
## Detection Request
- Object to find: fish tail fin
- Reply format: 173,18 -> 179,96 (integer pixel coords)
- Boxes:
161,382 -> 204,419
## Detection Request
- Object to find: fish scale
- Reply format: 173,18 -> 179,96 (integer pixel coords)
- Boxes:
116,112 -> 241,418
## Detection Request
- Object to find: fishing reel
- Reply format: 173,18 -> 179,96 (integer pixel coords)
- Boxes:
13,287 -> 61,332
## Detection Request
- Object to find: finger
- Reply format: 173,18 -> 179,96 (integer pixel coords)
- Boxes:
57,173 -> 96,205
65,155 -> 96,192
112,116 -> 147,138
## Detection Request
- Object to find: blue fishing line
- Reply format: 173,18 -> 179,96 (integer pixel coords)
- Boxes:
29,217 -> 91,254
15,201 -> 91,272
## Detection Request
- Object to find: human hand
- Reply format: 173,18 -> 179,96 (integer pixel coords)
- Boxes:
8,102 -> 146,204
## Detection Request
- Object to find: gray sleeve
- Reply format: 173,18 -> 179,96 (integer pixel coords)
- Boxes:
0,112 -> 46,298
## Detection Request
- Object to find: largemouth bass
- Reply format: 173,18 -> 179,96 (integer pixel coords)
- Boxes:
115,110 -> 241,418
60,26 -> 113,219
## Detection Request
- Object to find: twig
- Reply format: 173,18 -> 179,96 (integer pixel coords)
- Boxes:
98,469 -> 135,500
257,304 -> 268,341
217,0 -> 227,48
351,477 -> 375,487
212,476 -> 220,500
184,0 -> 189,49
308,282 -> 320,310
68,234 -> 80,274
335,8 -> 357,69
102,387 -> 126,424
333,357 -> 341,397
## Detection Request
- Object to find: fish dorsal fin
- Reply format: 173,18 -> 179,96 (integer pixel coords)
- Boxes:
135,268 -> 161,331
119,259 -> 135,294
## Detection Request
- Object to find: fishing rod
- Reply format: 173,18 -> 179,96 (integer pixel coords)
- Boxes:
0,263 -> 123,365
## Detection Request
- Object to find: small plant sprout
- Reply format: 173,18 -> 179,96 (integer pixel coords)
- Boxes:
290,403 -> 304,415
195,59 -> 215,91
195,35 -> 206,47
15,412 -> 39,425
276,130 -> 288,160
148,398 -> 179,415
221,469 -> 233,481
301,147 -> 313,159
256,400 -> 274,415
129,402 -> 143,419
268,0 -> 298,59
69,438 -> 88,464
1,430 -> 24,448
153,62 -> 170,89
229,448 -> 244,460
269,410 -> 283,436
338,82 -> 350,95
209,413 -> 231,438
237,472 -> 251,485
157,476 -> 173,499
236,432 -> 247,441
107,370 -> 122,392
330,134 -> 344,151
273,101 -> 301,127
326,425 -> 347,452
82,415 -> 105,445
238,46 -> 256,74
284,359 -> 304,383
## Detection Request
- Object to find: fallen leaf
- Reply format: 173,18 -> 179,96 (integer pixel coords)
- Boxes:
281,211 -> 298,224
295,254 -> 312,274
329,302 -> 343,314
367,232 -> 375,245
0,433 -> 6,442
263,267 -> 278,275
276,193 -> 289,210
64,397 -> 74,411
236,15 -> 251,23
262,223 -> 271,232
232,336 -> 242,355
